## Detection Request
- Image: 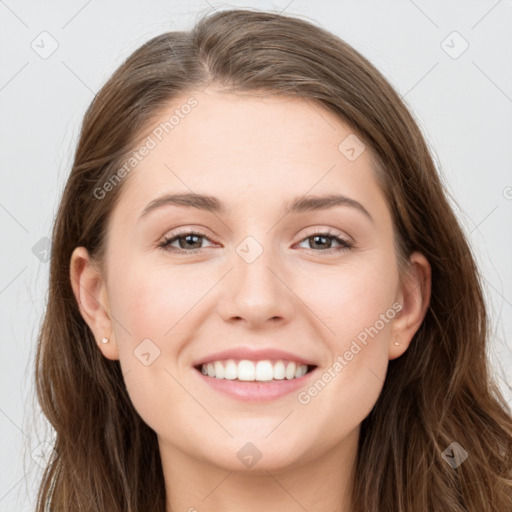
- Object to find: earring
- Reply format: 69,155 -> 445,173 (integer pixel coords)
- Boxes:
101,337 -> 109,344
394,339 -> 399,346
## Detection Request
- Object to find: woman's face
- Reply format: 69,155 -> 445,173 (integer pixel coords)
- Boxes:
74,87 -> 429,473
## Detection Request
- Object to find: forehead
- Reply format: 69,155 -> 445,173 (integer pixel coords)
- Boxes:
113,88 -> 387,222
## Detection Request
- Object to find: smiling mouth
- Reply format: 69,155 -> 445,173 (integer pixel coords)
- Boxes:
193,359 -> 317,382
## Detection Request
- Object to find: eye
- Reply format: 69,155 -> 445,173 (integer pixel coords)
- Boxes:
158,231 -> 217,254
158,229 -> 354,255
296,230 -> 353,253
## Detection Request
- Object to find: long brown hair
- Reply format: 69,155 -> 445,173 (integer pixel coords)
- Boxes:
34,7 -> 512,511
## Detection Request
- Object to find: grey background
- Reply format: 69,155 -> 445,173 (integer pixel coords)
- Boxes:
1,0 -> 511,509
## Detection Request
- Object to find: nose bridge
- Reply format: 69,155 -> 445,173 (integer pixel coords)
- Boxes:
218,232 -> 293,325
235,233 -> 280,304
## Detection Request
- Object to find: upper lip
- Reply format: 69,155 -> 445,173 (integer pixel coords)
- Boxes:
192,346 -> 318,367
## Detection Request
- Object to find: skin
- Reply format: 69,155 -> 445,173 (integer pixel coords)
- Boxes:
71,87 -> 431,512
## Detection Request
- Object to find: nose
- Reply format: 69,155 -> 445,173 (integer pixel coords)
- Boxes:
216,246 -> 296,329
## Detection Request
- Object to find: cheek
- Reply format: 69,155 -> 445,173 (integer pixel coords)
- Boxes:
105,261 -> 215,424
108,259 -> 210,345
295,274 -> 394,450
303,253 -> 398,340
297,255 -> 396,407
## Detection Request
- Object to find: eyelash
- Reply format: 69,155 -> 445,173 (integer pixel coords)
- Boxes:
158,229 -> 354,255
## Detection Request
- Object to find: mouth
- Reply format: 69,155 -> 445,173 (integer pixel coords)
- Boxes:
193,358 -> 319,402
193,359 -> 318,383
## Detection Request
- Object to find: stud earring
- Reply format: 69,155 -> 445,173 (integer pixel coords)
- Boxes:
101,337 -> 109,344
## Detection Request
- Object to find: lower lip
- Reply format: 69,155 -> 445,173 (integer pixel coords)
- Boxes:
194,367 -> 317,402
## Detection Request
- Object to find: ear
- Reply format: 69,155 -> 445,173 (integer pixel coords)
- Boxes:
69,246 -> 119,360
389,251 -> 431,360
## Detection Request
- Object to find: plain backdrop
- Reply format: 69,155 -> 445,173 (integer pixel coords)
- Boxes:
1,0 -> 511,509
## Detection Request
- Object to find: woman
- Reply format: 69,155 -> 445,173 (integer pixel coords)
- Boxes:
35,8 -> 512,512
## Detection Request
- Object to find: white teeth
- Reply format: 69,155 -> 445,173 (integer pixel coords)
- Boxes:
214,361 -> 224,379
224,360 -> 238,380
285,362 -> 296,380
295,364 -> 307,378
273,360 -> 285,380
255,361 -> 274,381
238,360 -> 255,381
199,359 -> 310,382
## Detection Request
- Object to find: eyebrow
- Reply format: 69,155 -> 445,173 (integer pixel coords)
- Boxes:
139,192 -> 374,223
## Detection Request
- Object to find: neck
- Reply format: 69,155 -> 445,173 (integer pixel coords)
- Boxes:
160,426 -> 359,512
